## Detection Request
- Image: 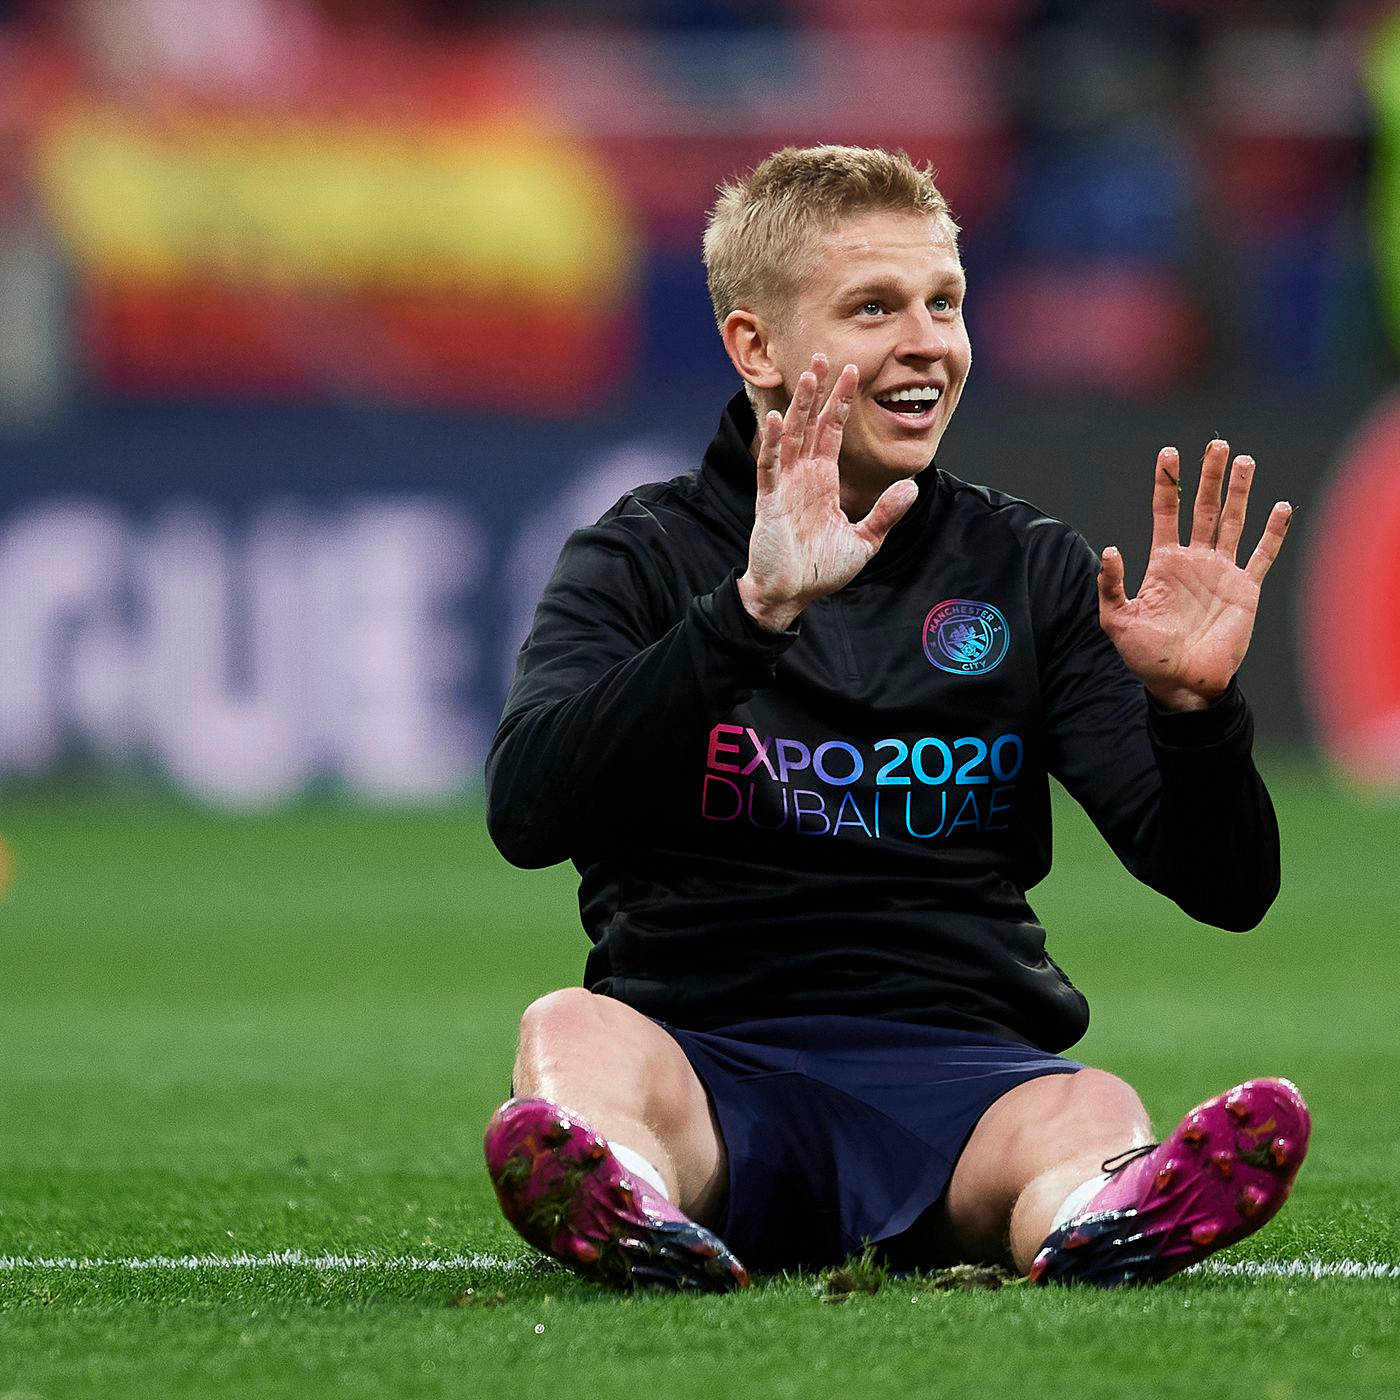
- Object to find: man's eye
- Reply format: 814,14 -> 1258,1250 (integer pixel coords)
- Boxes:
931,296 -> 951,312
859,301 -> 885,316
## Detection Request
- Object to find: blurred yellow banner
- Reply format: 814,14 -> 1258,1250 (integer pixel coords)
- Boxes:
37,105 -> 634,302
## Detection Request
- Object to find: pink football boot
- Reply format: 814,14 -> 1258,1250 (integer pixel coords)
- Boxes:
484,1097 -> 750,1292
1029,1077 -> 1310,1287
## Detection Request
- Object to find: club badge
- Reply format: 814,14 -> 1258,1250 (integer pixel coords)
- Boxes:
922,599 -> 1009,675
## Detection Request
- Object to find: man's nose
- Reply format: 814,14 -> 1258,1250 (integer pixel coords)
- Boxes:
898,304 -> 949,361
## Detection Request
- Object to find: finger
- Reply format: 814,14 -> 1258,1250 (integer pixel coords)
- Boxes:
853,477 -> 918,550
1214,454 -> 1255,561
1097,545 -> 1128,617
1190,439 -> 1229,547
782,369 -> 819,470
799,354 -> 829,460
814,362 -> 859,462
1244,501 -> 1293,584
755,409 -> 783,488
1150,447 -> 1182,551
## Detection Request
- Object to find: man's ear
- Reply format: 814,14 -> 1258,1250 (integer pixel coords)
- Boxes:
721,309 -> 784,393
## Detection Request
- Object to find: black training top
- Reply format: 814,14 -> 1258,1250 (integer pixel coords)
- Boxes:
486,392 -> 1279,1051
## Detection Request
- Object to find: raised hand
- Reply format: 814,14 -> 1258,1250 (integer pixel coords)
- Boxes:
738,355 -> 919,632
1097,440 -> 1292,711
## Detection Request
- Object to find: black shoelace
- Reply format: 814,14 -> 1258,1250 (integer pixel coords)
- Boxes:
1100,1142 -> 1158,1175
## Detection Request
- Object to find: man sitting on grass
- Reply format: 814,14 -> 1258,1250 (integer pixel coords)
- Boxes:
482,144 -> 1309,1290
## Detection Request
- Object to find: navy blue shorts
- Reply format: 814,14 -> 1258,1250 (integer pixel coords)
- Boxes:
661,1015 -> 1082,1272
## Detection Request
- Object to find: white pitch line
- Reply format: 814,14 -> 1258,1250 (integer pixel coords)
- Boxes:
1192,1258 -> 1400,1281
0,1253 -> 1396,1280
0,1251 -> 523,1273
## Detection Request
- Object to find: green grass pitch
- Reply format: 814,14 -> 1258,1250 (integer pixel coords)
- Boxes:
1,764 -> 1398,1398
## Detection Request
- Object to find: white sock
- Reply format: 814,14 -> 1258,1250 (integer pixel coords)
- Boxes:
608,1142 -> 670,1200
1051,1171 -> 1111,1230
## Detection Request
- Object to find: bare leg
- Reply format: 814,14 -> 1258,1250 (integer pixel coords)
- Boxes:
511,987 -> 728,1226
940,1068 -> 1152,1273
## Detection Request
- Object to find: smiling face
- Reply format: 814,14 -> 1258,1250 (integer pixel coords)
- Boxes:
726,209 -> 971,518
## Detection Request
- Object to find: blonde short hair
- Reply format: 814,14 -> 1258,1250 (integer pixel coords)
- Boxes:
702,144 -> 959,332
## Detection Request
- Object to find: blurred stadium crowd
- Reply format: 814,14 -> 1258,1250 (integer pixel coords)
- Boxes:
0,0 -> 1395,416
0,1 -> 1397,799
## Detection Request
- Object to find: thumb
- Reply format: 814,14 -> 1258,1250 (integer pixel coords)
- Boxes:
855,478 -> 919,551
1097,545 -> 1128,617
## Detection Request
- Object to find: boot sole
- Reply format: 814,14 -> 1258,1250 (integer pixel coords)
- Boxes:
1029,1077 -> 1310,1287
485,1099 -> 749,1293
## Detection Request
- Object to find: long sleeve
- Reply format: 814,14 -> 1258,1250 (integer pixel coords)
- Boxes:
1040,533 -> 1279,931
485,517 -> 797,869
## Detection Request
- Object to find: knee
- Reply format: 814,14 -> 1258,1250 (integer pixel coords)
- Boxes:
514,989 -> 702,1139
518,987 -> 603,1057
1049,1068 -> 1150,1140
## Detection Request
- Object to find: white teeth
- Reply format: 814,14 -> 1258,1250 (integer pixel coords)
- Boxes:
878,386 -> 941,403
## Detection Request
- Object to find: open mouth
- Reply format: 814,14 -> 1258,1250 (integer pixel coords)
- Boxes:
873,386 -> 941,428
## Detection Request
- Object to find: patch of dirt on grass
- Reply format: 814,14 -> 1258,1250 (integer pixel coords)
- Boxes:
820,1250 -> 1017,1303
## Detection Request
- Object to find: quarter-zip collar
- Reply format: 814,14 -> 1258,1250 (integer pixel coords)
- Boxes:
700,390 -> 944,581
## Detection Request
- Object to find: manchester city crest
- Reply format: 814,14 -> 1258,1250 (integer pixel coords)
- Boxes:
922,599 -> 1010,675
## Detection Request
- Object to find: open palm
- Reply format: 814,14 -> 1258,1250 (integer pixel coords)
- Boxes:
739,356 -> 918,632
1098,441 -> 1292,712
